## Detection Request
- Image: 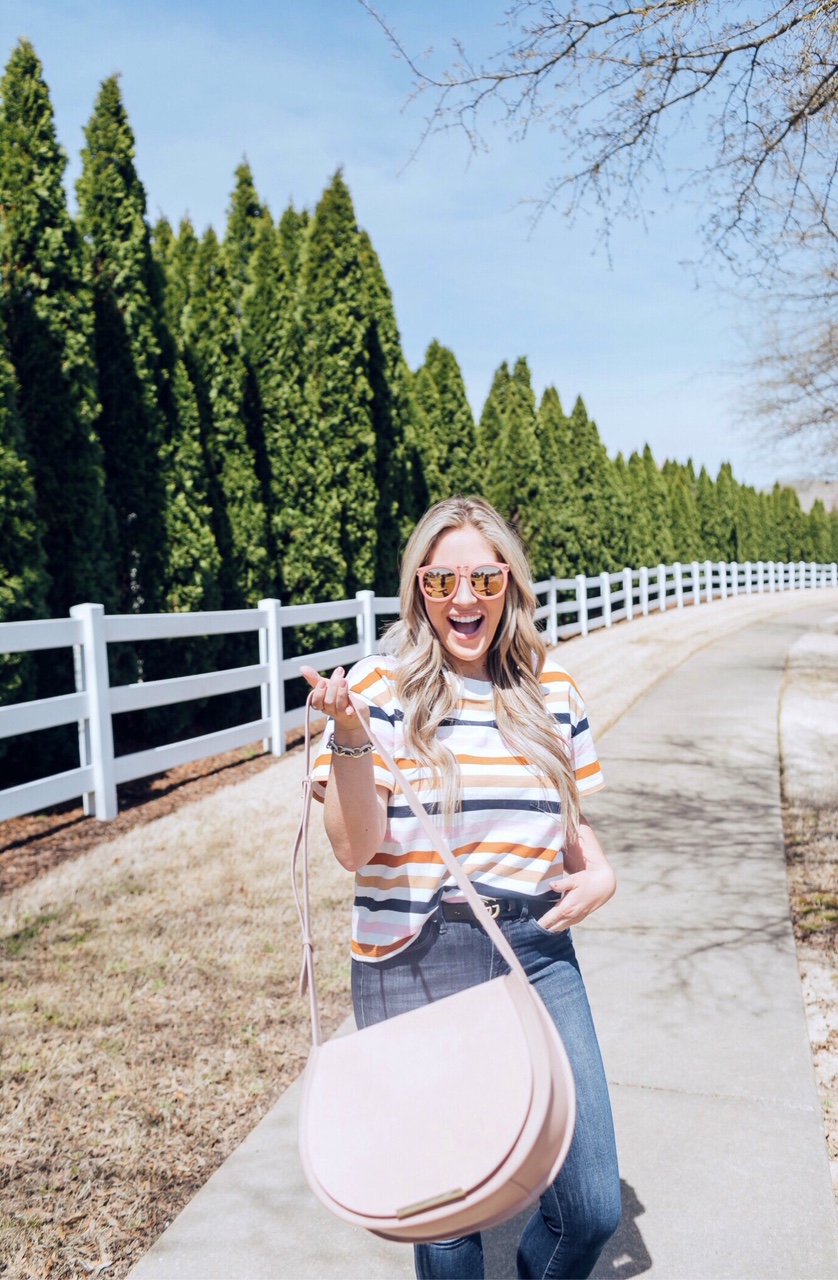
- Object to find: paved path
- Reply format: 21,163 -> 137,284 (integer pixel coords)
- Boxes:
130,603 -> 838,1280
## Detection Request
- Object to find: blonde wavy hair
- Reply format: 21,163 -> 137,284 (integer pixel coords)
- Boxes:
380,496 -> 580,844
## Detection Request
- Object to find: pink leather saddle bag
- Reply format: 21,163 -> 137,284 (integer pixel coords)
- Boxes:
292,694 -> 576,1243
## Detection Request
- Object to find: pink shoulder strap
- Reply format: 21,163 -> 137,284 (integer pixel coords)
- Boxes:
292,693 -> 533,1047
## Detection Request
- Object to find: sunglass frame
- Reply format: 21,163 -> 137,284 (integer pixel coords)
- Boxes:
416,563 -> 511,602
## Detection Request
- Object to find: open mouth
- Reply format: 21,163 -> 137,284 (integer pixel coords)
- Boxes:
448,614 -> 484,638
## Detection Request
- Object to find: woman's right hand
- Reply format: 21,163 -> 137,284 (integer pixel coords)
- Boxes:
299,665 -> 366,737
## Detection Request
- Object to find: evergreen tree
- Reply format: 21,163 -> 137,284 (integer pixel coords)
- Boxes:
734,484 -> 764,562
159,361 -> 223,614
148,217 -> 223,616
662,460 -> 701,562
181,227 -> 270,607
625,451 -> 659,567
807,499 -> 833,562
151,215 -> 198,340
0,327 -> 48,721
536,386 -> 583,576
76,74 -> 167,614
476,358 -> 546,565
714,462 -> 739,560
278,203 -> 310,278
608,452 -> 633,569
412,365 -> 443,499
359,228 -> 426,592
828,510 -> 838,563
768,483 -> 807,562
640,444 -> 674,564
477,361 -> 512,507
695,466 -> 723,560
241,209 -> 291,590
249,202 -> 314,608
0,39 -> 114,615
563,396 -> 621,574
224,158 -> 263,303
413,340 -> 476,502
288,172 -> 377,605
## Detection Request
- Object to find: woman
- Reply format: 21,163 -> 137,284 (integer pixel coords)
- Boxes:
301,496 -> 620,1280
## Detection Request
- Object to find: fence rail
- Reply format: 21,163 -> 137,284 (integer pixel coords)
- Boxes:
1,560 -> 836,825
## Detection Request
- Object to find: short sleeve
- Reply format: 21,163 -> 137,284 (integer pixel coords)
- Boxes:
567,680 -> 604,796
540,661 -> 604,797
309,657 -> 399,802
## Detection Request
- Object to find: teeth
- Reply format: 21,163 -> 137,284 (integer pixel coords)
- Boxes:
450,613 -> 481,622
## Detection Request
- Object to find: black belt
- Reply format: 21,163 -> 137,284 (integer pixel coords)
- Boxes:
440,893 -> 561,924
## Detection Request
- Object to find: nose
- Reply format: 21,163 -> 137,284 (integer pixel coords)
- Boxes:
453,571 -> 477,605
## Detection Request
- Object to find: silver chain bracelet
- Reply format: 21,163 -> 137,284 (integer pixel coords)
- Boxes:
327,733 -> 374,758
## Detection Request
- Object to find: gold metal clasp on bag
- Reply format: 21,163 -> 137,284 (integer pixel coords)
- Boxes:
396,1187 -> 467,1219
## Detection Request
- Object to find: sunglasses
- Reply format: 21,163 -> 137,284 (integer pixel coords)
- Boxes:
416,563 -> 510,601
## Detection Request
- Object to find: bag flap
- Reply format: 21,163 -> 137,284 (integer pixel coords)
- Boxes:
302,976 -> 535,1219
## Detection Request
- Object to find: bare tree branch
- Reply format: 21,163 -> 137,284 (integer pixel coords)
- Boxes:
361,0 -> 838,463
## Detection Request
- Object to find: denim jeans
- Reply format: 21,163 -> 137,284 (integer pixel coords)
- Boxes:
352,911 -> 621,1280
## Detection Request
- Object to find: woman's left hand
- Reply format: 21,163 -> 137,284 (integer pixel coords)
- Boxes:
538,816 -> 616,932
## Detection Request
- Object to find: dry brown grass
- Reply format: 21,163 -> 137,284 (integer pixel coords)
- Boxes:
0,748 -> 353,1278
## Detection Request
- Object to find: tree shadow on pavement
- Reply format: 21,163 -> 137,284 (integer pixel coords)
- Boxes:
482,1179 -> 651,1278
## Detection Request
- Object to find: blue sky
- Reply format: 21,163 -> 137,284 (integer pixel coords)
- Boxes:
2,0 -> 799,486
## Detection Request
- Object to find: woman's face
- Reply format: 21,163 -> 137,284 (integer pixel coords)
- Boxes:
421,525 -> 507,680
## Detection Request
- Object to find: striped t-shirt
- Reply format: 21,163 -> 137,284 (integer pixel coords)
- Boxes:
311,655 -> 603,962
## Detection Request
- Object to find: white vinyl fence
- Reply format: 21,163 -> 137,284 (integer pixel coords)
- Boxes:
1,558 -> 836,825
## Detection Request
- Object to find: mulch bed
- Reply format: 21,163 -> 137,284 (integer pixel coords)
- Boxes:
0,731 -> 324,894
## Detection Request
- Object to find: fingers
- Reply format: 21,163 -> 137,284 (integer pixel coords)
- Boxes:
540,870 -> 612,932
541,875 -> 586,932
300,666 -> 359,728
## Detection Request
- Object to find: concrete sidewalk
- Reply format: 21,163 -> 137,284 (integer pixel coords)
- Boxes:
130,603 -> 838,1280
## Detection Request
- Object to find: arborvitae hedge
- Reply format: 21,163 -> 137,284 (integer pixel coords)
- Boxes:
0,38 -> 836,694
0,320 -> 47,712
77,74 -> 168,616
414,340 -> 476,503
0,40 -> 115,618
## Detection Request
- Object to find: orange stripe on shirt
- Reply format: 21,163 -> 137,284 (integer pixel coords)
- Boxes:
352,667 -> 387,696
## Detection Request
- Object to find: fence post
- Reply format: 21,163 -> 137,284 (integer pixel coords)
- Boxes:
657,564 -> 666,612
704,560 -> 713,603
258,598 -> 285,757
356,589 -> 376,657
259,608 -> 269,753
719,562 -> 728,600
548,576 -> 559,646
756,561 -> 764,593
642,566 -> 651,615
598,571 -> 611,628
832,564 -> 837,587
691,561 -> 701,607
674,562 -> 684,608
622,568 -> 634,622
731,561 -> 739,596
743,561 -> 751,595
809,561 -> 816,589
72,637 -> 94,816
70,603 -> 117,821
575,574 -> 589,637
